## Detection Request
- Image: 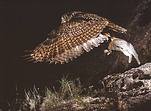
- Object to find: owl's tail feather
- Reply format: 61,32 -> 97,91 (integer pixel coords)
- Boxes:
107,21 -> 127,34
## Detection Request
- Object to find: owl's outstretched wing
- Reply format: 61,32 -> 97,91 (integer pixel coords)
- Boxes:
29,11 -> 127,64
30,18 -> 109,64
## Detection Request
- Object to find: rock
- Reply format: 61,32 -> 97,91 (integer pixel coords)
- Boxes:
103,63 -> 151,111
40,63 -> 151,111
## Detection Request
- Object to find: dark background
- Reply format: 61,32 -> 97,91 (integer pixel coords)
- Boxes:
0,0 -> 141,109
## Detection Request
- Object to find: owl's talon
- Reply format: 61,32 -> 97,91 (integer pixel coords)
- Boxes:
104,49 -> 111,55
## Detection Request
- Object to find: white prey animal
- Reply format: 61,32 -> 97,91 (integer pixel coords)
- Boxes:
104,37 -> 140,65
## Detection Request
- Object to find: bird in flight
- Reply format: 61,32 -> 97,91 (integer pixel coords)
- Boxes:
27,11 -> 140,64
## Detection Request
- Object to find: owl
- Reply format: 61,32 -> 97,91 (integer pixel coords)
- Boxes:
27,11 -> 139,64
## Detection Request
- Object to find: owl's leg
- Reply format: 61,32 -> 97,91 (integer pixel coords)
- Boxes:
107,21 -> 127,33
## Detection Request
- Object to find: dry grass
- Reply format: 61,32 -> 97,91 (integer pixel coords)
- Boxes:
13,78 -> 93,111
9,77 -> 108,111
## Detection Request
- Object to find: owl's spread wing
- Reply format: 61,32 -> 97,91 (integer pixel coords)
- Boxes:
30,18 -> 109,64
29,11 -> 127,64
